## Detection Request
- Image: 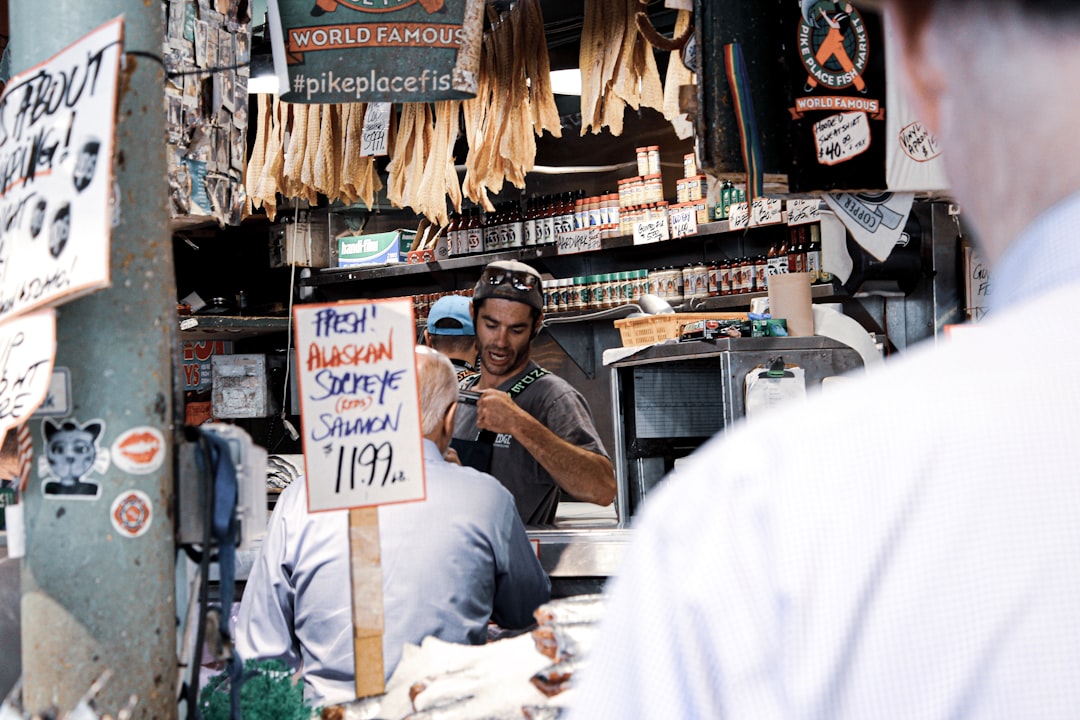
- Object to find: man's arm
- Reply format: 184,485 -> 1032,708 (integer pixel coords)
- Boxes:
475,390 -> 616,506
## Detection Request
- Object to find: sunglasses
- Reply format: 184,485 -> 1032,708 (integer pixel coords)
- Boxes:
480,267 -> 539,292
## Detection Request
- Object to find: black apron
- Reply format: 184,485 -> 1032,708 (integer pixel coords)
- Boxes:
451,367 -> 550,474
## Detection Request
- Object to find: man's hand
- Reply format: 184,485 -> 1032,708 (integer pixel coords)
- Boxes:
474,389 -> 528,436
472,388 -> 615,507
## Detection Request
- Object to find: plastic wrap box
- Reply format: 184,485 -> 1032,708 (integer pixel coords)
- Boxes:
337,230 -> 416,267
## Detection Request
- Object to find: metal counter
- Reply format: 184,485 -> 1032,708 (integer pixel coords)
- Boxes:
527,525 -> 630,578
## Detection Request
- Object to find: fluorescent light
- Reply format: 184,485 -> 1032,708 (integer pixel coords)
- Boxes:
247,74 -> 280,95
549,68 -> 582,96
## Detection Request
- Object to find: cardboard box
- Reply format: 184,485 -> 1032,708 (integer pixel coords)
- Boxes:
337,230 -> 416,267
270,203 -> 333,268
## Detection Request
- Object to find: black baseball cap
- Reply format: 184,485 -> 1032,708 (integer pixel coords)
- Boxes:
472,260 -> 544,313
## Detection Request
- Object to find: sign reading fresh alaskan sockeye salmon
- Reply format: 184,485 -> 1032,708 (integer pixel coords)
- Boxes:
269,0 -> 484,104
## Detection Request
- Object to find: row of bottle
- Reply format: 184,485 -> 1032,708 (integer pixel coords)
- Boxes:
767,225 -> 833,284
542,270 -> 653,313
412,289 -> 473,323
445,192 -> 622,256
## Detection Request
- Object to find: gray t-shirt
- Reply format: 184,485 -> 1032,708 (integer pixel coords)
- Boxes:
454,361 -> 609,526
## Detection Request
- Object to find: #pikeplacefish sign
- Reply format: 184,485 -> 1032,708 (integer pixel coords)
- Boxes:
294,298 -> 426,512
269,0 -> 483,103
0,18 -> 121,324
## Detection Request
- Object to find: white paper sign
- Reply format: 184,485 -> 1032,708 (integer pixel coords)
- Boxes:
31,367 -> 71,418
814,111 -> 871,166
728,202 -> 749,229
633,217 -> 670,245
556,227 -> 602,255
750,198 -> 783,227
786,199 -> 821,226
669,205 -> 698,238
294,299 -> 426,513
0,309 -> 57,438
0,18 -> 121,324
360,102 -> 391,157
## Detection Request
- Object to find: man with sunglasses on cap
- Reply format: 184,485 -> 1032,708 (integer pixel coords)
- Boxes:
453,260 -> 616,526
423,294 -> 479,385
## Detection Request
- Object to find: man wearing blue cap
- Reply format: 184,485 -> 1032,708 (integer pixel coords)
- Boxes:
423,294 -> 479,385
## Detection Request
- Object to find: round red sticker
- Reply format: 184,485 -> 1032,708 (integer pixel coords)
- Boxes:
110,490 -> 153,538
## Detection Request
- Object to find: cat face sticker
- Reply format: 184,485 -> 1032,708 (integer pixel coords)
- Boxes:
39,418 -> 110,499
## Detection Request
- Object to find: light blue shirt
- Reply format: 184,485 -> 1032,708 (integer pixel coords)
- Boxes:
568,198 -> 1080,719
235,439 -> 550,707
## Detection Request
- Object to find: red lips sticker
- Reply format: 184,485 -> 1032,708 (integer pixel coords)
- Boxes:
111,427 -> 166,475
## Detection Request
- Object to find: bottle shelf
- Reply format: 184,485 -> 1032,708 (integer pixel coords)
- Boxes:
298,220 -> 738,289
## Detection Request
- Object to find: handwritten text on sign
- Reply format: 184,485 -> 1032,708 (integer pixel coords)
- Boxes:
751,198 -> 783,227
294,299 -> 425,512
556,227 -> 602,255
360,102 -> 391,157
0,310 -> 57,438
633,217 -> 670,245
814,111 -> 871,167
0,18 -> 120,324
728,202 -> 749,230
669,205 -> 698,239
786,199 -> 821,226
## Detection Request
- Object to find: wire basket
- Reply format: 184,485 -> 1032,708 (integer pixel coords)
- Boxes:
613,312 -> 748,347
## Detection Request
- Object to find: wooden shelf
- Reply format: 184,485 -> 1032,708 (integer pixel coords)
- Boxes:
178,315 -> 291,340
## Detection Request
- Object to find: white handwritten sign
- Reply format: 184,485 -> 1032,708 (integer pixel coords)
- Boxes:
669,205 -> 698,239
0,18 -> 121,324
899,120 -> 942,162
750,198 -> 783,227
814,111 -> 871,166
360,102 -> 391,157
0,310 -> 56,438
556,227 -> 602,255
728,202 -> 749,229
294,299 -> 425,513
787,198 -> 821,226
633,217 -> 670,245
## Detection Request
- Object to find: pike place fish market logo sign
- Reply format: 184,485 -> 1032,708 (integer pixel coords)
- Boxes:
310,0 -> 443,16
798,1 -> 869,92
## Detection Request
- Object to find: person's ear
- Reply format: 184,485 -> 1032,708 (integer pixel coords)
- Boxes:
888,6 -> 943,136
443,401 -> 458,438
531,316 -> 543,339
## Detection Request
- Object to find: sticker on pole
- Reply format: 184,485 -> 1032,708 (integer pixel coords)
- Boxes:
111,427 -> 166,475
0,310 -> 57,439
294,298 -> 426,512
0,18 -> 122,323
110,489 -> 153,538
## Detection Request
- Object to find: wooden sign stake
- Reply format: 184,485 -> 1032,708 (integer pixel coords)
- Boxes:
349,507 -> 385,697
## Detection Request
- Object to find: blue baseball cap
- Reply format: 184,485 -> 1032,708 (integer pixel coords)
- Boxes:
427,295 -> 475,336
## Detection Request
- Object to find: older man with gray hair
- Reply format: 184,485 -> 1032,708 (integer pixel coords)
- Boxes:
237,346 -> 550,708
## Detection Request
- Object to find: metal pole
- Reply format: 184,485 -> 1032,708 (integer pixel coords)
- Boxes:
11,1 -> 177,717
